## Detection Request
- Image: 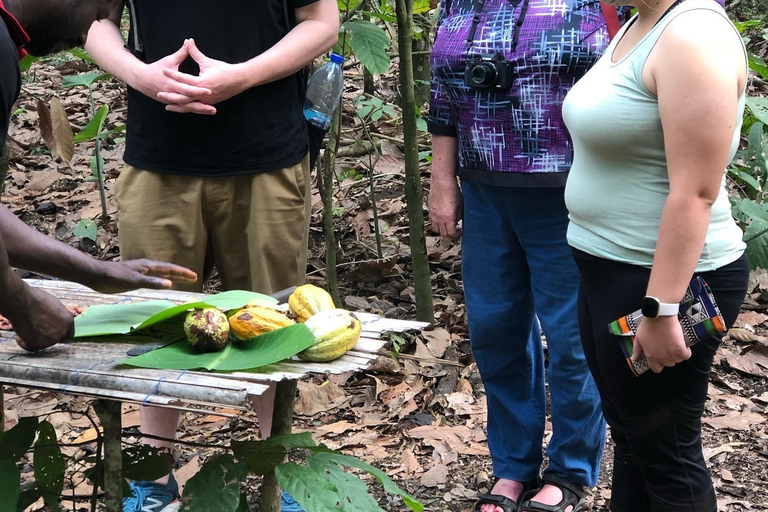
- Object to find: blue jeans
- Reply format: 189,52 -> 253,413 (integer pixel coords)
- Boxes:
461,181 -> 605,487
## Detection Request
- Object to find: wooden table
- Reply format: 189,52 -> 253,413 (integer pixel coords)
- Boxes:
0,279 -> 429,511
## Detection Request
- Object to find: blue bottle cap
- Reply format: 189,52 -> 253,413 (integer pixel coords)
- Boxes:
330,53 -> 344,64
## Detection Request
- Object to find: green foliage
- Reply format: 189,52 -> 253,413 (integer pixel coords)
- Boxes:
0,460 -> 20,512
0,417 -> 38,461
74,105 -> 109,143
74,219 -> 98,241
122,445 -> 175,482
181,455 -> 247,512
123,323 -> 316,371
18,55 -> 38,72
356,95 -> 397,122
33,422 -> 65,512
730,121 -> 768,269
61,72 -> 111,90
341,20 -> 392,75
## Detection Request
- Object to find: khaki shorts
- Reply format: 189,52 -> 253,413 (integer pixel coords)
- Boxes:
115,156 -> 311,295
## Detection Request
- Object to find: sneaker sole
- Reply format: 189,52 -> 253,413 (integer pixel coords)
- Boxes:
155,502 -> 180,512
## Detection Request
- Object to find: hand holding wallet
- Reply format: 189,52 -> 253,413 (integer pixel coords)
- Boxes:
608,276 -> 726,376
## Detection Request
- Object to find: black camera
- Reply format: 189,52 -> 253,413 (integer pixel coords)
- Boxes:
463,54 -> 514,90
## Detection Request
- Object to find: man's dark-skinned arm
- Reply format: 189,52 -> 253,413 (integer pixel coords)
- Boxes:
0,203 -> 198,351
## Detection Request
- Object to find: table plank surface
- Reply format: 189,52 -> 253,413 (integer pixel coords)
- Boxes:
0,280 -> 428,411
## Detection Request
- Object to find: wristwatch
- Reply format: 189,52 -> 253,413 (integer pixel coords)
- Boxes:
640,296 -> 679,318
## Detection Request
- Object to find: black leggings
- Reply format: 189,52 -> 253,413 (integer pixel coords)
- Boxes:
572,249 -> 749,512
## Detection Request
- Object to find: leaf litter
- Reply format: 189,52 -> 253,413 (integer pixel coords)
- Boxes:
2,52 -> 768,512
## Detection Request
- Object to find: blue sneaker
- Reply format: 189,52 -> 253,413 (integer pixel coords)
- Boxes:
123,474 -> 181,512
281,490 -> 305,512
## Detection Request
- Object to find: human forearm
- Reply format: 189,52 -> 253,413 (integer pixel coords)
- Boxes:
429,135 -> 462,238
646,192 -> 714,302
85,19 -> 146,89
430,135 -> 459,185
239,17 -> 339,89
0,205 -> 104,286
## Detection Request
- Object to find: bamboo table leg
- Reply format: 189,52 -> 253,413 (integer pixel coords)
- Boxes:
258,379 -> 297,512
94,399 -> 123,512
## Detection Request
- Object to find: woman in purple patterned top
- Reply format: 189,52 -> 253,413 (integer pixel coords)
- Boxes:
428,0 -> 616,511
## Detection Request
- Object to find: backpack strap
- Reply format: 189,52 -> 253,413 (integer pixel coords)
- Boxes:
600,3 -> 621,40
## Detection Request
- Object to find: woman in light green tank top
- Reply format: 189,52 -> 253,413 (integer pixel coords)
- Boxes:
561,0 -> 750,510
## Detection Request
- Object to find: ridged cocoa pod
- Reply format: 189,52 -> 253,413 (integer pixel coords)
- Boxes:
228,304 -> 295,341
184,308 -> 230,353
298,309 -> 362,362
288,284 -> 335,322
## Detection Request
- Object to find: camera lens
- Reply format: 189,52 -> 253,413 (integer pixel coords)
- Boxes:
471,63 -> 497,86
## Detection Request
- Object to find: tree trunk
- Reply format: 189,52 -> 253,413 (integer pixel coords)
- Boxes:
395,0 -> 435,324
412,37 -> 431,107
258,380 -> 298,512
318,108 -> 342,307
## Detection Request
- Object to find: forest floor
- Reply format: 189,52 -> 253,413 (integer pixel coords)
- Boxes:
3,46 -> 768,511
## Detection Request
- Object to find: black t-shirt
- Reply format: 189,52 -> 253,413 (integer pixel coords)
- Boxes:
125,0 -> 317,176
0,14 -> 21,155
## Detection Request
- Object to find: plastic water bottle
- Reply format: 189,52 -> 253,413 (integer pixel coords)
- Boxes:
303,53 -> 344,131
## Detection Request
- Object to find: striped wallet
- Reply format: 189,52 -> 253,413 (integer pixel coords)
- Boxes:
608,277 -> 726,376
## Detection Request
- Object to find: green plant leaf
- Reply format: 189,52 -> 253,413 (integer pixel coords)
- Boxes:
309,452 -> 423,511
34,421 -> 64,512
181,454 -> 246,512
123,323 -> 316,371
413,0 -> 431,13
0,460 -> 20,512
18,54 -> 38,72
747,99 -> 768,127
74,105 -> 110,143
275,463 -> 344,512
232,432 -> 319,476
748,53 -> 768,80
338,0 -> 361,10
61,72 -> 111,90
305,455 -> 383,511
745,218 -> 768,269
134,291 -> 276,331
736,198 -> 768,224
17,488 -> 43,512
343,20 -> 392,75
416,117 -> 428,132
74,290 -> 276,338
73,219 -> 98,242
75,300 -> 177,337
0,417 -> 38,462
122,445 -> 174,482
67,47 -> 95,64
360,10 -> 397,22
737,170 -> 762,192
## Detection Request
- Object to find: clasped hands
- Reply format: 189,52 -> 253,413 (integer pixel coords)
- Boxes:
138,38 -> 248,115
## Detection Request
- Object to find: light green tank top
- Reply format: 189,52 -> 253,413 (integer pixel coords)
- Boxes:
562,0 -> 746,271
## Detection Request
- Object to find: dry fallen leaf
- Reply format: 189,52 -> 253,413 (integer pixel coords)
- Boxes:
422,328 -> 451,358
703,409 -> 766,431
420,463 -> 449,487
37,97 -> 74,165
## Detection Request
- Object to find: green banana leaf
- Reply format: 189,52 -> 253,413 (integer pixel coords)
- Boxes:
74,290 -> 275,338
121,324 -> 316,372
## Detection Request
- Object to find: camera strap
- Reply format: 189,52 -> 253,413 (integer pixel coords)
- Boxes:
465,0 -> 531,55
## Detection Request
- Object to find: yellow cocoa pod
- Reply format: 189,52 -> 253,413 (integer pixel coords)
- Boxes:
288,284 -> 335,322
229,304 -> 295,341
298,309 -> 362,362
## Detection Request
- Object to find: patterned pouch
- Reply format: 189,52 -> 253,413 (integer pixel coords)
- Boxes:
607,276 -> 726,376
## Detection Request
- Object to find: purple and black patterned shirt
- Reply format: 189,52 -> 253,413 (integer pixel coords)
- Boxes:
428,0 -> 615,187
